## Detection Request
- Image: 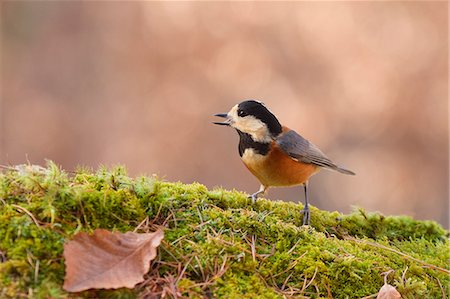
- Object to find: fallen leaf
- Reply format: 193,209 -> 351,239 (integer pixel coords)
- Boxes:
63,229 -> 164,292
376,283 -> 402,299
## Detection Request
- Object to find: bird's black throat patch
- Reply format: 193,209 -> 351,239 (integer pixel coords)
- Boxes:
237,130 -> 270,157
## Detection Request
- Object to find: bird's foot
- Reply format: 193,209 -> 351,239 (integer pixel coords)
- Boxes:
249,191 -> 263,204
302,205 -> 310,226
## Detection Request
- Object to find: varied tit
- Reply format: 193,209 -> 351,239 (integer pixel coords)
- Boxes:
213,100 -> 355,225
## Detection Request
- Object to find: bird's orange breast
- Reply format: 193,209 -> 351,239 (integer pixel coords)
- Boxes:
241,141 -> 319,188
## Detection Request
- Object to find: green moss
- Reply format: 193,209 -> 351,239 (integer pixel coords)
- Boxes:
0,162 -> 448,298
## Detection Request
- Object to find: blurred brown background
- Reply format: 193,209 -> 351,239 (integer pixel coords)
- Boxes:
1,2 -> 448,227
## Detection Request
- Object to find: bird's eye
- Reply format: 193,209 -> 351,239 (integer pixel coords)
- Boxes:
238,110 -> 247,117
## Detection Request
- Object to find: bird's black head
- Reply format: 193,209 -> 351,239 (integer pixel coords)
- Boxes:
237,100 -> 282,135
214,100 -> 282,142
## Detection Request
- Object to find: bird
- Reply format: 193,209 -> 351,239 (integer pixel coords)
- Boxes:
213,100 -> 355,225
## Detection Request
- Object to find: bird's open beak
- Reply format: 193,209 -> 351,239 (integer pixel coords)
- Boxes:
213,113 -> 230,126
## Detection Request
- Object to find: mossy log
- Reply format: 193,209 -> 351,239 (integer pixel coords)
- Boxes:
0,162 -> 448,298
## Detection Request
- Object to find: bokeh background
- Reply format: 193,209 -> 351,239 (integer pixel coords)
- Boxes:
1,2 -> 448,227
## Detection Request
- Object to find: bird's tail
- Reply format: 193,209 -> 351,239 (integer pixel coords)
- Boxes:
334,166 -> 355,175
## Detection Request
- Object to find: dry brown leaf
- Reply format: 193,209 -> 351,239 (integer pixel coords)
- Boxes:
63,228 -> 164,292
376,283 -> 402,299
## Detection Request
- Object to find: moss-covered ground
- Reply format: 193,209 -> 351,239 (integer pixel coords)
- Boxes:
0,162 -> 448,298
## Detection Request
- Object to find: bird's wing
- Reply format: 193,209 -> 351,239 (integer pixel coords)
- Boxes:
276,130 -> 355,175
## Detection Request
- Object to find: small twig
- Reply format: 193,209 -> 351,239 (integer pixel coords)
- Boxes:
149,203 -> 164,225
193,220 -> 212,230
259,243 -> 277,258
11,204 -> 41,228
194,255 -> 206,281
348,237 -> 450,274
169,209 -> 177,228
217,254 -> 228,276
215,237 -> 258,257
34,260 -> 40,284
196,206 -> 203,223
170,234 -> 190,246
325,281 -> 333,299
176,256 -> 193,283
133,216 -> 149,233
401,266 -> 408,283
302,267 -> 318,293
435,276 -> 446,299
272,252 -> 307,279
287,238 -> 302,255
191,254 -> 229,290
281,272 -> 293,290
159,241 -> 181,264
301,272 -> 308,293
251,234 -> 256,262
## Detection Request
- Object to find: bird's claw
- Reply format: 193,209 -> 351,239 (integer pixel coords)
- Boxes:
302,206 -> 310,226
248,194 -> 258,204
249,191 -> 263,204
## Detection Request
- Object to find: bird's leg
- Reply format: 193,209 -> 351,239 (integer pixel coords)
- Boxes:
302,182 -> 310,225
250,185 -> 266,203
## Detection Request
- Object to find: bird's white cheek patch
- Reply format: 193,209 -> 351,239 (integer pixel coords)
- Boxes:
234,117 -> 272,143
227,105 -> 272,142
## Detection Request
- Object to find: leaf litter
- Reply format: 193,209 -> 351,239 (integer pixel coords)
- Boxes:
63,229 -> 164,292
